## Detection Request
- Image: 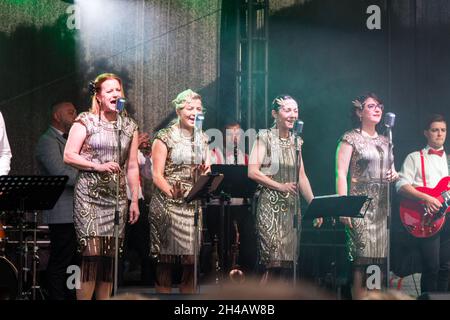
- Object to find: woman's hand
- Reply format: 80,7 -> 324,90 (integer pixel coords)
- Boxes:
128,201 -> 140,224
278,182 -> 298,195
170,181 -> 185,199
339,217 -> 353,228
194,163 -> 210,177
313,218 -> 323,228
95,162 -> 120,173
386,169 -> 399,182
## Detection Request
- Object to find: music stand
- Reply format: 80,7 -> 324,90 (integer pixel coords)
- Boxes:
0,175 -> 68,300
210,165 -> 257,199
185,173 -> 223,293
303,194 -> 371,299
210,165 -> 257,279
303,195 -> 370,221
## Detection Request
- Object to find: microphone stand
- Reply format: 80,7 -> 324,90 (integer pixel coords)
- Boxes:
193,122 -> 203,294
293,132 -> 301,286
385,126 -> 393,289
113,114 -> 122,296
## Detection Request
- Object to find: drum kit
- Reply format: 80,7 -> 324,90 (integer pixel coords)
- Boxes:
0,175 -> 68,300
0,211 -> 50,300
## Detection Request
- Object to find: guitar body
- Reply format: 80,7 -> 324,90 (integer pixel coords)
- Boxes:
399,176 -> 450,238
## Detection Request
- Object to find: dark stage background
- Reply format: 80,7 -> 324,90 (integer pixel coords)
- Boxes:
1,0 -> 450,292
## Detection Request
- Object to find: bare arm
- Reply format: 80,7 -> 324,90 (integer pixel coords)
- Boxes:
151,139 -> 173,198
336,141 -> 353,227
126,131 -> 140,204
127,131 -> 140,224
298,153 -> 314,204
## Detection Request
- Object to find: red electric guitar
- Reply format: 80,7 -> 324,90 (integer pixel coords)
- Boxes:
399,176 -> 450,238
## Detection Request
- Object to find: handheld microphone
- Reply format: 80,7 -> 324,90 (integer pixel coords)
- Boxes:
116,98 -> 126,113
384,112 -> 396,128
293,120 -> 304,136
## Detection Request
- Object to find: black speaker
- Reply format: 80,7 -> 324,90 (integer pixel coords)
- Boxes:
418,292 -> 450,300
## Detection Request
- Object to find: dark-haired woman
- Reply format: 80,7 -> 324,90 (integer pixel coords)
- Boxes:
248,95 -> 322,283
336,93 -> 398,299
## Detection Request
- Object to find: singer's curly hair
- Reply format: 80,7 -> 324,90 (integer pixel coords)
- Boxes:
89,73 -> 125,115
350,92 -> 383,128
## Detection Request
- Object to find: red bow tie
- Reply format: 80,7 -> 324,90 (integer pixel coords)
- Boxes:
428,149 -> 444,157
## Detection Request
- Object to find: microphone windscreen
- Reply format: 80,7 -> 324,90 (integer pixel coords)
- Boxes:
294,120 -> 304,135
116,98 -> 126,112
384,112 -> 396,128
194,113 -> 204,129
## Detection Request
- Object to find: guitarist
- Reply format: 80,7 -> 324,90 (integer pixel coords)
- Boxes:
396,114 -> 449,293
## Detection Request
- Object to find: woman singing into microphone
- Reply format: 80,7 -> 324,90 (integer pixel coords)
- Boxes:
335,93 -> 398,299
248,94 -> 322,283
150,89 -> 210,293
64,73 -> 140,300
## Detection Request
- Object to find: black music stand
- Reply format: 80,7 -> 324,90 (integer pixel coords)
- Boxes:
0,175 -> 68,300
185,173 -> 223,293
303,195 -> 370,221
210,165 -> 257,280
303,194 -> 371,299
210,165 -> 257,199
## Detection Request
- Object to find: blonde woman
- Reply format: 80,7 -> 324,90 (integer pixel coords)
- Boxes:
150,89 -> 210,293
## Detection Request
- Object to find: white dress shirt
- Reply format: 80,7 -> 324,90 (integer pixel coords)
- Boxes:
396,145 -> 448,191
0,112 -> 12,175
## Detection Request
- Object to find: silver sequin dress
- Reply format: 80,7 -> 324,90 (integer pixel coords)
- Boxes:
254,129 -> 302,269
73,112 -> 138,256
150,124 -> 208,264
340,129 -> 393,264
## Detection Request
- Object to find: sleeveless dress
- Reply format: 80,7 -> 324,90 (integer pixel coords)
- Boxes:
73,112 -> 138,280
254,129 -> 302,269
340,129 -> 392,265
150,124 -> 208,264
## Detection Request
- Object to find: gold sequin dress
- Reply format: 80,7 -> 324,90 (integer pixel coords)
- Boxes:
340,129 -> 392,265
254,129 -> 302,269
73,112 -> 138,273
150,124 -> 208,264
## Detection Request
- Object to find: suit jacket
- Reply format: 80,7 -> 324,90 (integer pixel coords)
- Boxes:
35,127 -> 78,224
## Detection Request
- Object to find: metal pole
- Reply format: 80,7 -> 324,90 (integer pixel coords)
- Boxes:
293,134 -> 301,286
113,115 -> 122,296
386,127 -> 393,289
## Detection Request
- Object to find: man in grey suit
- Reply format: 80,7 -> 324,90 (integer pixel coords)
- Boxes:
35,101 -> 78,300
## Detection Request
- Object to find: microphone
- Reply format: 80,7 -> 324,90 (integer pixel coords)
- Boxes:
194,113 -> 204,131
293,120 -> 304,136
384,112 -> 396,145
384,112 -> 396,128
194,113 -> 205,164
116,97 -> 126,113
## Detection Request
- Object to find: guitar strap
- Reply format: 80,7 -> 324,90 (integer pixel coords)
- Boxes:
420,150 -> 427,187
